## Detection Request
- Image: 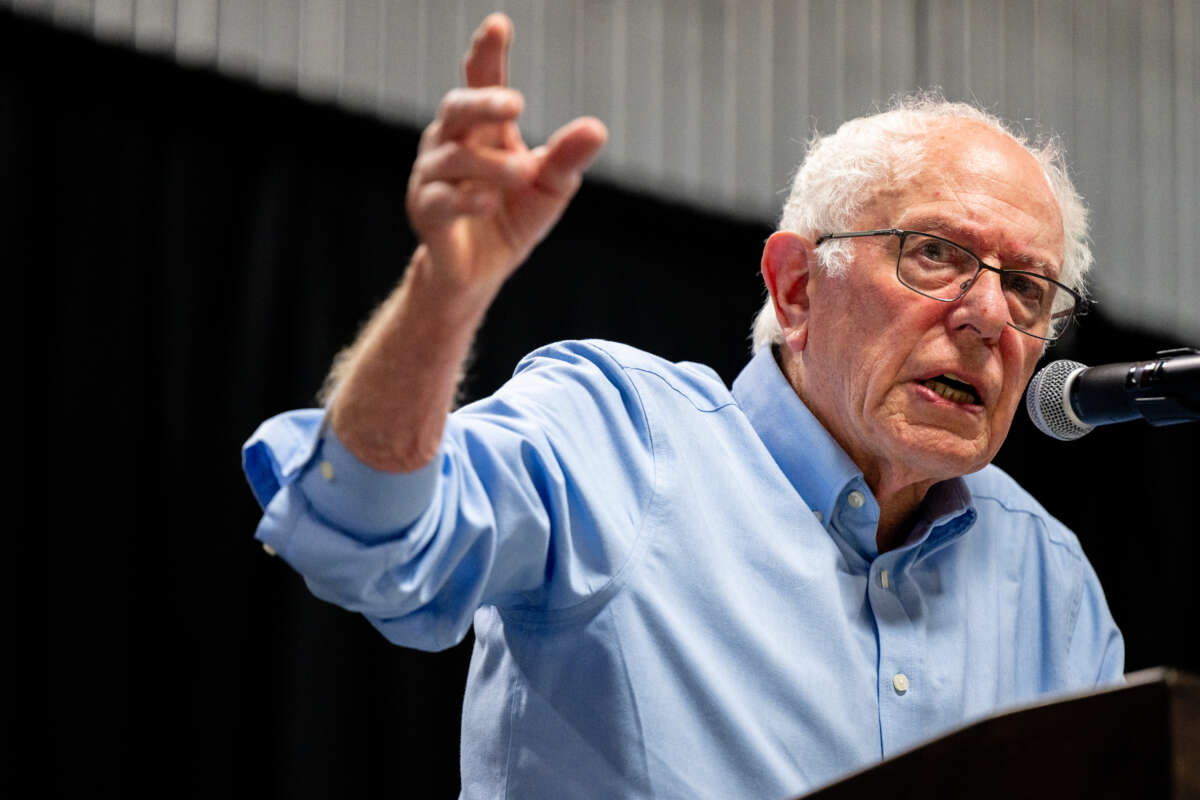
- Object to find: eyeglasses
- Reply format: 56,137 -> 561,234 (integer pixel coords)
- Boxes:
815,229 -> 1083,342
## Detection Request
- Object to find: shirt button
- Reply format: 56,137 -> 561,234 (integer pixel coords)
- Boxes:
893,673 -> 909,694
262,543 -> 278,557
847,490 -> 866,509
813,509 -> 823,523
320,460 -> 335,481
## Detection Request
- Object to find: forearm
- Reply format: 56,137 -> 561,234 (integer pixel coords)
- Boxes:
321,13 -> 603,474
326,244 -> 499,473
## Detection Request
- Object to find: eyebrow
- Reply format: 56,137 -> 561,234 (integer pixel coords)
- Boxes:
898,216 -> 1059,275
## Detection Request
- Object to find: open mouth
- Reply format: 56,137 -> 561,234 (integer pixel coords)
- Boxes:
920,374 -> 981,405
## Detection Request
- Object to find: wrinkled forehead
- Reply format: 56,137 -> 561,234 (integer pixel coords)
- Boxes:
867,122 -> 1065,262
933,121 -> 1057,192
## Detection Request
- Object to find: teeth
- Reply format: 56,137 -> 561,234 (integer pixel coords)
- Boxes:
923,379 -> 977,404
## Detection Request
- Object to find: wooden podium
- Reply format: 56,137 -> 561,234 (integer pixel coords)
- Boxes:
798,668 -> 1198,799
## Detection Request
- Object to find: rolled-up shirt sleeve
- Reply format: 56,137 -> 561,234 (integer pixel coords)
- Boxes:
244,410 -> 440,545
241,341 -> 656,652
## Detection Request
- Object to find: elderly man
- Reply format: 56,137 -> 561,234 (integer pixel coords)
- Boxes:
243,13 -> 1123,799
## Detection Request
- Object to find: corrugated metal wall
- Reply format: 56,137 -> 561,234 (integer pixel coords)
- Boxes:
9,0 -> 1198,338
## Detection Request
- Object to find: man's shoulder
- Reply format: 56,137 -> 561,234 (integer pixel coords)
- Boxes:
964,463 -> 1084,560
512,339 -> 734,411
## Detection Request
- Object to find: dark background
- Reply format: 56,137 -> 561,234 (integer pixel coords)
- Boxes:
8,12 -> 1196,798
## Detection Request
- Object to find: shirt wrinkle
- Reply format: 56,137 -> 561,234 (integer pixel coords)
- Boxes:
497,364 -> 658,623
243,339 -> 1124,799
624,365 -> 740,414
970,493 -> 1084,561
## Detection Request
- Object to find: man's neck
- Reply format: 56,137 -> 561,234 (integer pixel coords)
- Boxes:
872,482 -> 931,553
775,345 -> 935,554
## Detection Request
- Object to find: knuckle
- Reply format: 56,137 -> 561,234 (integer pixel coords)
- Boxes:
420,121 -> 440,146
435,143 -> 466,170
438,88 -> 465,117
412,149 -> 436,178
419,184 -> 453,214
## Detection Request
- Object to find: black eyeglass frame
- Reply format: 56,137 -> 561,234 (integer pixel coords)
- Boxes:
814,228 -> 1085,342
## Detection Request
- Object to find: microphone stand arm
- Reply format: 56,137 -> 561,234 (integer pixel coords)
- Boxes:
1078,347 -> 1200,427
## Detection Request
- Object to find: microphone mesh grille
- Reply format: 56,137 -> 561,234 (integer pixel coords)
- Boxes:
1026,359 -> 1092,440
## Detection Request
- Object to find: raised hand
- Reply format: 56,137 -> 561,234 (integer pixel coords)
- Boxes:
326,14 -> 607,472
407,13 -> 607,298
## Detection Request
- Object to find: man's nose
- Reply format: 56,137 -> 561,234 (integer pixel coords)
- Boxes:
952,267 -> 1010,339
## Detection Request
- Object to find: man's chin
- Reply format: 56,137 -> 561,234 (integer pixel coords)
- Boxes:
887,423 -> 994,482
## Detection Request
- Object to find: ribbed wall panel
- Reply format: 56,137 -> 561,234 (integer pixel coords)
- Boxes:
8,0 -> 1198,338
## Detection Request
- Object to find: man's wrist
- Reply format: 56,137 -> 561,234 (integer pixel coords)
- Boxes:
407,244 -> 506,324
324,244 -> 492,473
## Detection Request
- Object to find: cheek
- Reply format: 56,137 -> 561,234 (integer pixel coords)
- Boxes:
1003,336 -> 1042,392
992,336 -> 1042,428
811,275 -> 931,398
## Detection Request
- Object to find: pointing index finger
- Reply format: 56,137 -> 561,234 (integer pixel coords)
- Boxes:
462,13 -> 512,88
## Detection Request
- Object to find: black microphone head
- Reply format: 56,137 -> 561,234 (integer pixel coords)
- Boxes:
1026,359 -> 1093,441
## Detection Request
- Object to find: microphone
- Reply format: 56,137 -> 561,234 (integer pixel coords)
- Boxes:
1025,348 -> 1200,440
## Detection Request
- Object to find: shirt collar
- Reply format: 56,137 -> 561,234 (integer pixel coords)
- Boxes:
731,347 -> 976,563
732,347 -> 863,530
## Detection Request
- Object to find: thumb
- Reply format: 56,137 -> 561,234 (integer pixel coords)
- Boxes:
531,117 -> 608,195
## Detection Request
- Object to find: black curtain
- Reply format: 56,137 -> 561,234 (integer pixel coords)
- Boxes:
8,13 -> 1195,798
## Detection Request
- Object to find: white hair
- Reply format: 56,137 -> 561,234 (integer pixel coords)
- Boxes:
750,92 -> 1093,351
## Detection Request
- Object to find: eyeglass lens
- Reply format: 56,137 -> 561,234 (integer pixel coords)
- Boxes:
896,233 -> 1072,337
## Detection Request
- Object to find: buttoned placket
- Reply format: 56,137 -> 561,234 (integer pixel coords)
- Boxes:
830,479 -> 926,759
867,547 -> 925,756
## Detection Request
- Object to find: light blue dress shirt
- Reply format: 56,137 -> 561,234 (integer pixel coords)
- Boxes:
243,340 -> 1124,799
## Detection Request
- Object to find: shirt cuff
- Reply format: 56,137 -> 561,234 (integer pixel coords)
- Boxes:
298,422 -> 441,537
243,409 -> 326,508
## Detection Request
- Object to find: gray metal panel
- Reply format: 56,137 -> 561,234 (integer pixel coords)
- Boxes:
1001,0 -> 1035,123
965,0 -> 1006,109
217,0 -> 261,79
841,0 -> 882,110
340,0 -> 383,106
1070,0 -> 1110,304
1031,0 -> 1074,139
696,0 -> 732,203
879,0 -> 919,102
926,0 -> 968,100
298,0 -> 341,99
622,0 -> 664,183
93,0 -> 132,42
260,0 -> 300,89
1174,0 -> 1200,335
378,0 -> 422,118
10,0 -> 53,19
771,0 -> 809,219
541,0 -> 579,145
1103,0 -> 1143,321
175,0 -> 218,65
133,0 -> 176,52
806,0 -> 843,131
580,0 -> 620,171
419,1 -> 465,108
732,0 -> 773,216
8,0 -> 1197,338
52,0 -> 90,27
1132,1 -> 1175,324
661,0 -> 701,196
502,0 -> 548,138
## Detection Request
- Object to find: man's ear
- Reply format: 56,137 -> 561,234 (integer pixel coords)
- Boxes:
761,231 -> 816,352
